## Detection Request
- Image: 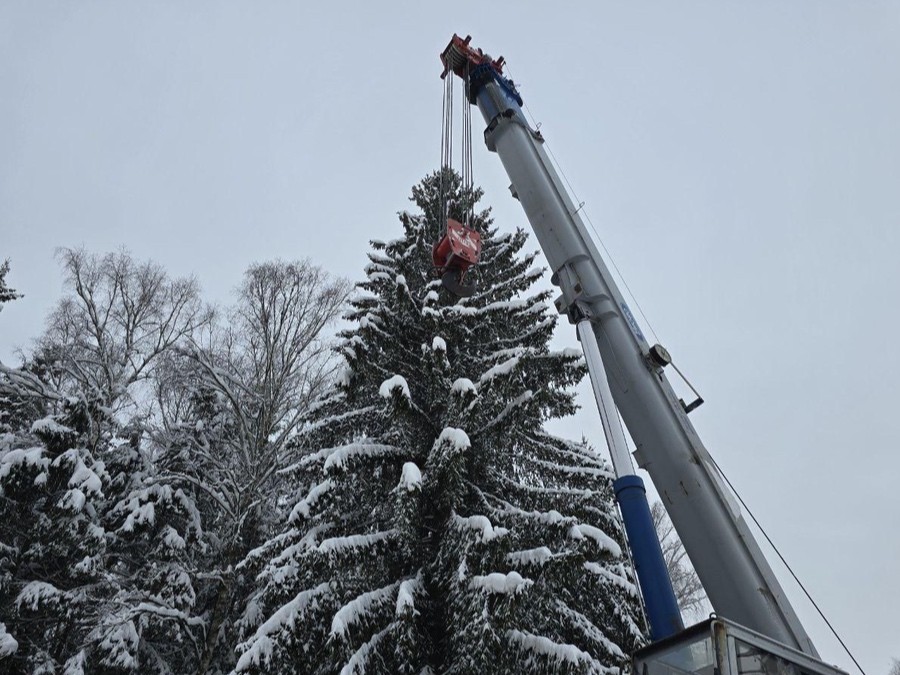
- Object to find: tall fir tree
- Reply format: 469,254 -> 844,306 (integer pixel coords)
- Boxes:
235,170 -> 645,674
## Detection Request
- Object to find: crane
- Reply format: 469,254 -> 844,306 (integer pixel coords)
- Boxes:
438,34 -> 848,675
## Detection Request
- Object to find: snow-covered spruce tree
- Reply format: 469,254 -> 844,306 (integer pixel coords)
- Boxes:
0,250 -> 212,673
0,364 -> 204,673
235,169 -> 645,674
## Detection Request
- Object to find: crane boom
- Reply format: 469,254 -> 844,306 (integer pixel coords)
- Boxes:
440,35 -> 818,657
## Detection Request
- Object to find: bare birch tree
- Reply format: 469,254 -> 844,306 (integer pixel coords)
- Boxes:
38,248 -> 213,446
153,259 -> 350,674
652,501 -> 710,622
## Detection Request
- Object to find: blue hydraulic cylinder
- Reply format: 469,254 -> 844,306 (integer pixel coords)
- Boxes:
614,475 -> 684,642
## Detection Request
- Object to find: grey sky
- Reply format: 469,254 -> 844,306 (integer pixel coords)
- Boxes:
1,2 -> 898,672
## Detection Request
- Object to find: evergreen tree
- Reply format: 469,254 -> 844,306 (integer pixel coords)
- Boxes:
236,170 -> 645,674
0,250 -> 211,673
0,260 -> 22,311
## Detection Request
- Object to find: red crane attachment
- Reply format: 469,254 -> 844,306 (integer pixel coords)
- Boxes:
433,219 -> 482,297
439,34 -> 506,80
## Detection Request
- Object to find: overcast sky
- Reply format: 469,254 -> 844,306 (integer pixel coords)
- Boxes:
1,2 -> 898,672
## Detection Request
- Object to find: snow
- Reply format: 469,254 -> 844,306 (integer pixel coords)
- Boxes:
446,298 -> 530,317
471,571 -> 532,595
507,547 -> 554,567
235,583 -> 332,671
583,562 -> 638,596
502,507 -> 567,525
97,620 -> 139,670
559,347 -> 583,359
60,488 -> 86,512
68,457 -> 103,494
424,290 -> 439,303
431,336 -> 446,352
556,600 -> 626,660
317,529 -> 397,555
0,623 -> 17,657
481,390 -> 533,430
396,572 -> 421,616
395,274 -> 407,287
378,375 -> 410,400
63,651 -> 86,674
453,514 -> 509,542
330,582 -> 399,637
119,502 -> 155,532
162,525 -> 186,551
339,625 -> 391,675
134,602 -> 204,625
450,378 -> 477,395
29,416 -> 73,435
338,366 -> 353,387
479,355 -> 521,383
16,581 -> 61,611
0,446 -> 48,480
73,556 -> 94,574
436,427 -> 470,450
398,462 -> 422,491
507,629 -> 598,670
322,444 -> 401,471
568,524 -> 622,556
291,479 -> 333,521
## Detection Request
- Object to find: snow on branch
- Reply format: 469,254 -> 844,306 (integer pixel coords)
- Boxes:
477,390 -> 533,433
450,378 -> 477,396
397,462 -> 422,492
470,571 -> 532,595
568,524 -> 622,557
478,355 -> 521,384
506,547 -> 555,567
396,571 -> 422,617
30,417 -> 74,436
582,562 -> 638,597
329,582 -> 400,638
0,447 -> 49,481
554,601 -> 626,664
316,530 -> 397,556
323,443 -> 403,472
506,629 -> 601,672
16,581 -> 63,611
235,583 -> 332,671
290,479 -> 334,522
435,427 -> 470,451
0,623 -> 17,658
338,625 -> 392,675
378,375 -> 410,400
299,442 -> 400,471
132,602 -> 206,626
444,298 -> 530,317
525,457 -> 613,480
53,448 -> 103,494
452,514 -> 509,543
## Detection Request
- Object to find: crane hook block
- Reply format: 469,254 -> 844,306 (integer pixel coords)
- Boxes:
433,219 -> 482,297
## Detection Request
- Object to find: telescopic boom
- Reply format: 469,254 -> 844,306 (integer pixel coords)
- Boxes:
440,34 -> 818,657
